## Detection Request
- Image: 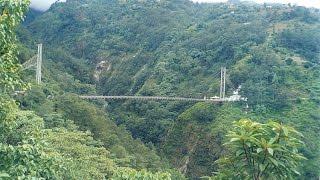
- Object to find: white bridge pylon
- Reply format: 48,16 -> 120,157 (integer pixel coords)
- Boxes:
22,44 -> 42,84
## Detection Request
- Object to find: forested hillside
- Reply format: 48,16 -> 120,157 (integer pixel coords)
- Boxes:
13,0 -> 320,179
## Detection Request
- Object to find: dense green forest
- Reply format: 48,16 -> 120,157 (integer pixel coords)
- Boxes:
1,0 -> 319,179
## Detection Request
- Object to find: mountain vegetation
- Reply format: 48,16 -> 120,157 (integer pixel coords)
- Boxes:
1,0 -> 319,179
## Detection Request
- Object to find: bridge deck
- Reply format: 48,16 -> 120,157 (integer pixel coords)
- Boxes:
79,95 -> 240,103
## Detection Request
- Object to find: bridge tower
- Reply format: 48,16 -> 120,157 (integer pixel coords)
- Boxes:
22,44 -> 43,84
36,44 -> 42,84
220,67 -> 226,99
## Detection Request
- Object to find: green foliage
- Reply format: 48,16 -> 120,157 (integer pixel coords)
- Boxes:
111,168 -> 171,180
163,103 -> 246,178
1,95 -> 170,179
54,94 -> 170,171
238,47 -> 289,109
45,127 -> 116,179
22,0 -> 320,152
17,89 -> 172,172
278,25 -> 320,62
0,0 -> 172,178
0,1 -> 60,178
0,0 -> 29,91
0,100 -> 60,179
214,119 -> 306,180
15,0 -> 320,179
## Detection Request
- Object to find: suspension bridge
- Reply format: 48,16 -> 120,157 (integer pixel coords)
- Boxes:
22,44 -> 246,103
78,95 -> 244,102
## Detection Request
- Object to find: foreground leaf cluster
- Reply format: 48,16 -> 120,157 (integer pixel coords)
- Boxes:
215,119 -> 306,180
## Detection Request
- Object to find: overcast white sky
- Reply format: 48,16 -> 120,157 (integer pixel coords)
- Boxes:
30,0 -> 320,11
30,0 -> 65,11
